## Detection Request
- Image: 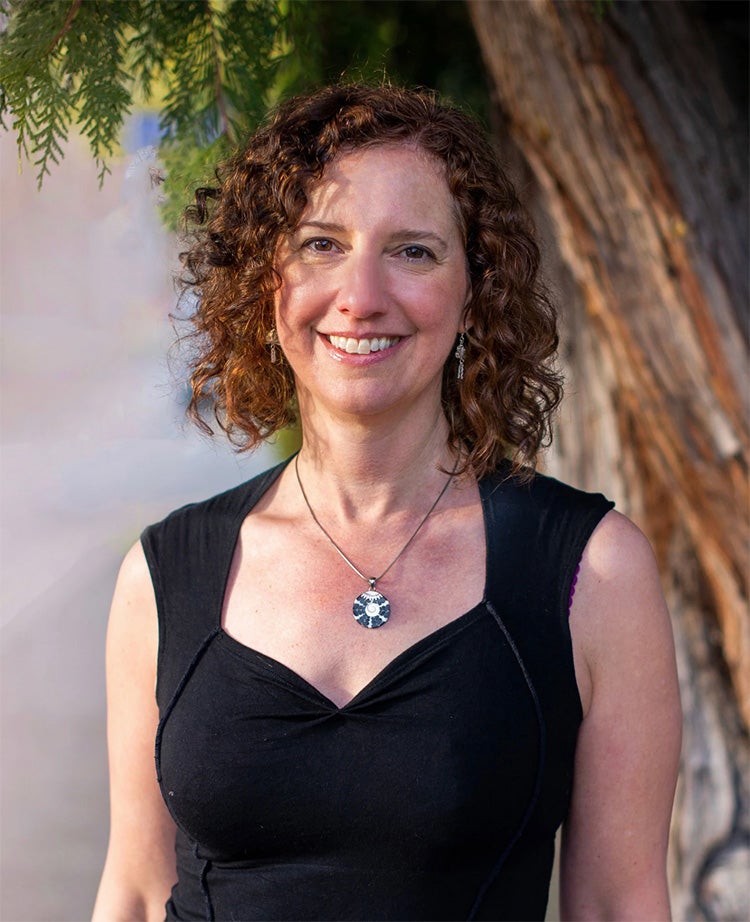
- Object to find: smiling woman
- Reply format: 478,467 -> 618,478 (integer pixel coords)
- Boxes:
274,145 -> 470,424
178,84 -> 562,477
93,84 -> 681,922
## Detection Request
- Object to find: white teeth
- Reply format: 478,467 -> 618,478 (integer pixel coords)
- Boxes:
328,335 -> 399,354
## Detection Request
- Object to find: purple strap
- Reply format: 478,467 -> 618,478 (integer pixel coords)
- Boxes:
568,561 -> 581,616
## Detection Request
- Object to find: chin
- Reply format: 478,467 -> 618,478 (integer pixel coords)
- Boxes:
307,384 -> 402,420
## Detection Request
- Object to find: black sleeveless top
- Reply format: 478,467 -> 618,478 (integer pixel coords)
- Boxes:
142,459 -> 613,922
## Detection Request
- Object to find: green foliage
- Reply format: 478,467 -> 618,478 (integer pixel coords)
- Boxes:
0,0 -> 488,225
128,0 -> 286,227
0,0 -> 287,199
160,134 -> 229,230
0,0 -> 135,184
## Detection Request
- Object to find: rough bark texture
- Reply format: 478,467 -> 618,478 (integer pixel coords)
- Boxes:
467,1 -> 748,917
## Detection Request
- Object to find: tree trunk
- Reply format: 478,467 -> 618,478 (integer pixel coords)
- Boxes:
467,1 -> 749,917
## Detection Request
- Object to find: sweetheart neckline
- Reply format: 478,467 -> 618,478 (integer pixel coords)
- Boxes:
213,456 -> 494,711
217,601 -> 488,711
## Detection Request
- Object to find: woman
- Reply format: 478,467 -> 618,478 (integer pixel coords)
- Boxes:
93,84 -> 681,921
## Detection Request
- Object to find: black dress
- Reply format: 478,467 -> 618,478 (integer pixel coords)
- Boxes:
142,458 -> 613,922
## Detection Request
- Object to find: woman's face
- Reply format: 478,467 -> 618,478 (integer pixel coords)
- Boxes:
274,143 -> 471,425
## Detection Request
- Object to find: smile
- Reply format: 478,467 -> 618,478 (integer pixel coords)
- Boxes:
326,335 -> 401,355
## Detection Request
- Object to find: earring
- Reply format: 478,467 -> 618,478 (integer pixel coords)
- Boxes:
266,328 -> 279,364
455,332 -> 466,381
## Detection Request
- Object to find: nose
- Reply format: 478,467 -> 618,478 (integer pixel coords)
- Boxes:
336,251 -> 387,319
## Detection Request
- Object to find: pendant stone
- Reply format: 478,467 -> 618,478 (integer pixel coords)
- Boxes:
353,588 -> 391,629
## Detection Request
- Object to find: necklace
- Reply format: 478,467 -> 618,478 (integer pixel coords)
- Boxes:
294,454 -> 458,629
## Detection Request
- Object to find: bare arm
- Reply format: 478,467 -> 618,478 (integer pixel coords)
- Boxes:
92,542 -> 177,921
561,512 -> 681,921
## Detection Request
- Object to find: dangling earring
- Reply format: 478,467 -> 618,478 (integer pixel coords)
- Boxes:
455,332 -> 466,381
266,328 -> 280,364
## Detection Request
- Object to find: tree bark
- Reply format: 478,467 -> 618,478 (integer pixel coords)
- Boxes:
467,1 -> 749,917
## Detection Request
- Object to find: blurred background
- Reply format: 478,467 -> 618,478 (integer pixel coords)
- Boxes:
0,124 -> 273,919
1,2 -> 747,920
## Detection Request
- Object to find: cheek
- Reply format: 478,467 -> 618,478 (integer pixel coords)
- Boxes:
274,277 -> 310,332
274,284 -> 325,366
273,290 -> 299,356
275,264 -> 332,319
417,275 -> 470,328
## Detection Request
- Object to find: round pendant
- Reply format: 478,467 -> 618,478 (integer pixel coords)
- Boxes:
353,589 -> 391,629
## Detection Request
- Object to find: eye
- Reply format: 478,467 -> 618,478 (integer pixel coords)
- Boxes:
401,245 -> 433,262
304,238 -> 336,253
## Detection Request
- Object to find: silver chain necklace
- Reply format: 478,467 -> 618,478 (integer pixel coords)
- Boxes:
294,454 -> 457,629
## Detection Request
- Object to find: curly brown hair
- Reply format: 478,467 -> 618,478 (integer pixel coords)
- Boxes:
179,83 -> 562,478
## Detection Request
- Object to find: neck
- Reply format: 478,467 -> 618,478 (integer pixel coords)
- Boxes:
295,402 -> 457,525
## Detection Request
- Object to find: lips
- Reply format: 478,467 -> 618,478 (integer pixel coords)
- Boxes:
326,335 -> 401,355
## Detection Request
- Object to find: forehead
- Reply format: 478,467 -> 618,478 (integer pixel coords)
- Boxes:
301,143 -> 461,231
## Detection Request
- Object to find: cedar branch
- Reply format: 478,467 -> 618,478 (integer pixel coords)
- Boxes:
48,0 -> 83,55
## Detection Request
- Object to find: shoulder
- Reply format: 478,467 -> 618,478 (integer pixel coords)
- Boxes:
480,463 -> 614,517
107,541 -> 159,679
480,465 -> 615,599
113,540 -> 157,614
142,458 -> 291,548
149,459 -> 290,528
574,509 -> 665,628
571,510 -> 676,714
580,508 -> 658,576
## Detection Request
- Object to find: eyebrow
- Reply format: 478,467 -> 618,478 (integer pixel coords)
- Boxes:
295,221 -> 347,234
295,221 -> 449,249
393,229 -> 449,249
